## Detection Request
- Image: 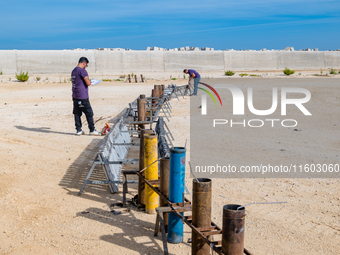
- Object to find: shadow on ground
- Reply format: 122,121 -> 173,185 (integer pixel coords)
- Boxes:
76,207 -> 190,255
15,125 -> 76,136
58,111 -> 140,206
58,138 -> 114,202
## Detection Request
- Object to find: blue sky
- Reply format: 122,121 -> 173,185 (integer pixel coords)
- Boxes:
1,0 -> 339,50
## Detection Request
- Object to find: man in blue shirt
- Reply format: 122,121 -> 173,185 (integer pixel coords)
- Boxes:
183,69 -> 200,96
71,57 -> 100,136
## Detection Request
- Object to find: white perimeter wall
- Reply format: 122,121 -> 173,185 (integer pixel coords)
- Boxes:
0,50 -> 339,74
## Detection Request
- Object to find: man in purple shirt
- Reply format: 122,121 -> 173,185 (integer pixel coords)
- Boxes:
71,57 -> 100,136
183,69 -> 201,96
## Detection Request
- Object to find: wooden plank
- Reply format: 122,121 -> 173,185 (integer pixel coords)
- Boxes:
148,179 -> 160,185
197,226 -> 217,232
154,213 -> 160,236
170,201 -> 191,207
158,212 -> 169,255
211,241 -> 222,246
202,230 -> 222,237
156,206 -> 192,213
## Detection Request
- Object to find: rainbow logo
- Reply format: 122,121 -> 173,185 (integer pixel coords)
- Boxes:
198,82 -> 223,106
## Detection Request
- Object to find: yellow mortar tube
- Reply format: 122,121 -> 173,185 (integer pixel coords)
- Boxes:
144,133 -> 159,214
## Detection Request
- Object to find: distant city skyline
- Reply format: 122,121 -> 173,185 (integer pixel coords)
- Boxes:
1,0 -> 339,51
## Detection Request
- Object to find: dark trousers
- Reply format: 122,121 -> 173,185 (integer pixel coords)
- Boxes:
73,98 -> 95,132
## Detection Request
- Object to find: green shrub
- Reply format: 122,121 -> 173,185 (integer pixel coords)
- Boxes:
225,70 -> 235,76
249,74 -> 259,77
171,77 -> 177,80
15,71 -> 29,82
239,73 -> 249,77
314,73 -> 329,77
36,76 -> 41,81
0,71 -> 2,75
131,73 -> 134,77
283,67 -> 295,75
330,69 -> 336,74
102,79 -> 112,82
115,79 -> 122,81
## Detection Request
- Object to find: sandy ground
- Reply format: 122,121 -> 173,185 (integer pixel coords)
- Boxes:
0,76 -> 339,255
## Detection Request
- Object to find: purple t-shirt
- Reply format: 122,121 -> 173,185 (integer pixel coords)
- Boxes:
71,67 -> 89,99
188,69 -> 200,78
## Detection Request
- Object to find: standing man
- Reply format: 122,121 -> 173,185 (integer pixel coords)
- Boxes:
183,69 -> 200,96
71,57 -> 100,136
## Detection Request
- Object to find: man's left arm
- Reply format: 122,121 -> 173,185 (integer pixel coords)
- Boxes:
84,76 -> 91,86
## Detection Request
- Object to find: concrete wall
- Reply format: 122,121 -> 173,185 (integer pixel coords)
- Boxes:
224,51 -> 278,70
0,50 -> 17,74
164,51 -> 225,71
94,51 -> 165,73
0,50 -> 339,74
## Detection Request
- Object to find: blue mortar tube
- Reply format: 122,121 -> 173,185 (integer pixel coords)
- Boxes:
167,147 -> 186,244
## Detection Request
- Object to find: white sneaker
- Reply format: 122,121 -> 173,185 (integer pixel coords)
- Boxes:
89,130 -> 101,136
76,130 -> 85,136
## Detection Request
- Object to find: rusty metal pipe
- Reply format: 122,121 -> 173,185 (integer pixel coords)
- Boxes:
137,171 -> 222,255
160,157 -> 170,232
222,204 -> 245,255
161,85 -> 165,96
137,94 -> 146,133
151,89 -> 157,114
155,85 -> 162,97
137,171 -> 252,255
192,178 -> 212,255
154,85 -> 160,105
